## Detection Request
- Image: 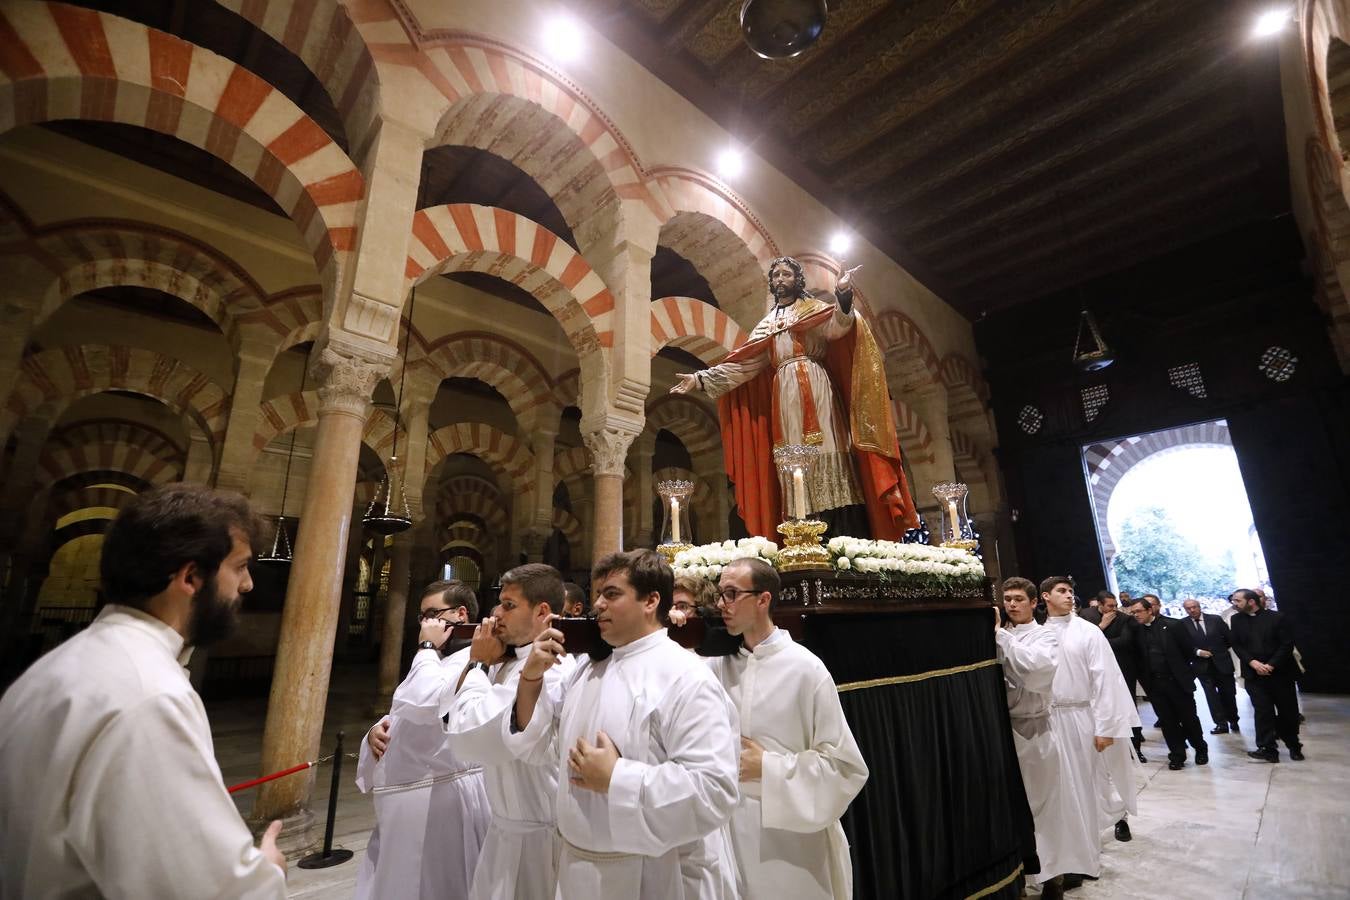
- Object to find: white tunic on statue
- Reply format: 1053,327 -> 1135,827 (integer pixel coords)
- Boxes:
0,605 -> 286,899
355,645 -> 490,900
1044,613 -> 1141,879
995,622 -> 1076,883
504,628 -> 741,900
704,628 -> 868,900
443,645 -> 575,900
700,296 -> 864,513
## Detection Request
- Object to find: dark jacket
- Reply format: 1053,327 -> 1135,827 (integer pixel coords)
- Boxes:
1079,607 -> 1137,680
1135,616 -> 1196,690
1230,608 -> 1296,676
1178,612 -> 1234,675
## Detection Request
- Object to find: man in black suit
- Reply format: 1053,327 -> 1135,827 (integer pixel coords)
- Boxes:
1181,598 -> 1239,734
1080,591 -> 1146,763
1229,588 -> 1304,762
1132,597 -> 1208,770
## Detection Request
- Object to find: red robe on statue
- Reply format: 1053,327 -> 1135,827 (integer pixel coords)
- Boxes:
716,303 -> 920,541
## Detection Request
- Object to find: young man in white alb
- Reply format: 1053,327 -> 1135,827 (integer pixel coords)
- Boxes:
508,549 -> 740,899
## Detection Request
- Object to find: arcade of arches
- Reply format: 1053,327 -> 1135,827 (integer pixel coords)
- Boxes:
5,0 -> 1350,847
0,0 -> 996,831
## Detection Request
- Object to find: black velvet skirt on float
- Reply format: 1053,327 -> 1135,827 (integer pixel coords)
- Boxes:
799,607 -> 1035,899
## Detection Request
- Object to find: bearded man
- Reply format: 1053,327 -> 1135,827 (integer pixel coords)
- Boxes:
0,484 -> 287,898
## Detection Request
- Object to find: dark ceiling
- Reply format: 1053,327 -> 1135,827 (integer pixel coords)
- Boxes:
33,0 -> 1296,323
584,0 -> 1295,317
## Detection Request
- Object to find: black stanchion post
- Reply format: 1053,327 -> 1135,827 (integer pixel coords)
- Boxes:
298,730 -> 354,869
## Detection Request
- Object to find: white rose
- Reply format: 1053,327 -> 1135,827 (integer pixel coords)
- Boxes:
837,556 -> 851,570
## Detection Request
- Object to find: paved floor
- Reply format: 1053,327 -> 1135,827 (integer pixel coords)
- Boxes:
207,666 -> 1350,899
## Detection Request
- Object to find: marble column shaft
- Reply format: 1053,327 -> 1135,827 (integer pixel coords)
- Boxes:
375,533 -> 413,706
583,424 -> 638,563
215,343 -> 275,494
253,347 -> 383,826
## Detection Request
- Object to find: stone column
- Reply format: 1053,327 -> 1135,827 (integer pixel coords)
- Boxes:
0,301 -> 34,415
398,391 -> 433,522
630,443 -> 655,547
252,344 -> 385,837
582,423 -> 639,563
182,428 -> 215,485
215,340 -> 275,494
910,386 -> 957,491
374,532 -> 412,710
0,416 -> 51,549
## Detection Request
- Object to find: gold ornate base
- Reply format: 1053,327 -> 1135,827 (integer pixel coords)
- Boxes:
657,542 -> 692,564
776,519 -> 833,572
941,539 -> 979,552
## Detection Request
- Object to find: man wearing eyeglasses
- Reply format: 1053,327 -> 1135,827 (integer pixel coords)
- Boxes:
355,580 -> 490,900
705,557 -> 868,900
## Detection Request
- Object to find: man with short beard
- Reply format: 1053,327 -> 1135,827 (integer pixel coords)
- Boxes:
1042,576 -> 1141,889
442,563 -> 575,899
0,484 -> 287,898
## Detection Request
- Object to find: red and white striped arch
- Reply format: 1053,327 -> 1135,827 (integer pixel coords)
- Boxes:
940,354 -> 990,421
235,287 -> 325,362
0,2 -> 364,293
48,483 -> 138,521
891,398 -> 936,467
424,422 -> 534,496
27,220 -> 267,348
551,506 -> 584,547
2,345 -> 230,451
212,0 -> 380,162
410,331 -> 559,425
873,310 -> 941,390
645,395 -> 723,464
385,35 -> 657,231
39,439 -> 182,488
650,297 -> 748,365
405,205 -> 614,361
250,389 -> 404,461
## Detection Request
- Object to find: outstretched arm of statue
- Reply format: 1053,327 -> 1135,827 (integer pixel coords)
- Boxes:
834,265 -> 861,314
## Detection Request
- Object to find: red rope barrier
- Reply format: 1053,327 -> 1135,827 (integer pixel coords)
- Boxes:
227,761 -> 314,795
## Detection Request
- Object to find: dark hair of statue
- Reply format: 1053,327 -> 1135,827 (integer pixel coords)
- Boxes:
100,484 -> 263,610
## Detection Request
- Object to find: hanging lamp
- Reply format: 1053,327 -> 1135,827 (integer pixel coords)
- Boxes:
258,358 -> 308,564
1072,310 -> 1115,372
363,286 -> 415,535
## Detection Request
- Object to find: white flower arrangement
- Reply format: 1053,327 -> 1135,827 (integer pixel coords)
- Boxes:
671,536 -> 780,581
672,535 -> 985,592
826,536 -> 985,587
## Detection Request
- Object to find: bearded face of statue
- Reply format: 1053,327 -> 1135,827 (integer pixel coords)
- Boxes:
769,262 -> 801,305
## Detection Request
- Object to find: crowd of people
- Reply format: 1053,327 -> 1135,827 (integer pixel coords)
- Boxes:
0,484 -> 868,900
996,576 -> 1304,897
0,482 -> 1308,899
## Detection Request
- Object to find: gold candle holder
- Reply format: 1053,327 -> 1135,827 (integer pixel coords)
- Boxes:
774,444 -> 831,572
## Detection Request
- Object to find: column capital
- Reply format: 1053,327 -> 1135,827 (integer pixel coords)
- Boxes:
583,422 -> 641,477
312,344 -> 389,418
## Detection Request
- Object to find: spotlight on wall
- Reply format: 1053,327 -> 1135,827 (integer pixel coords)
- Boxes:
543,12 -> 585,62
828,232 -> 852,256
716,147 -> 745,178
1252,8 -> 1292,38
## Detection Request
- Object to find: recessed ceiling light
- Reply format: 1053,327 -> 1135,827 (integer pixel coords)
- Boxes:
1252,8 -> 1291,38
829,232 -> 852,255
716,148 -> 745,178
544,13 -> 585,62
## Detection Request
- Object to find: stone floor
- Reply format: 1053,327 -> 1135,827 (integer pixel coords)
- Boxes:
207,666 -> 1350,899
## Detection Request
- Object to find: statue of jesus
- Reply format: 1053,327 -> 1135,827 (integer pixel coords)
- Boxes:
671,256 -> 919,540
